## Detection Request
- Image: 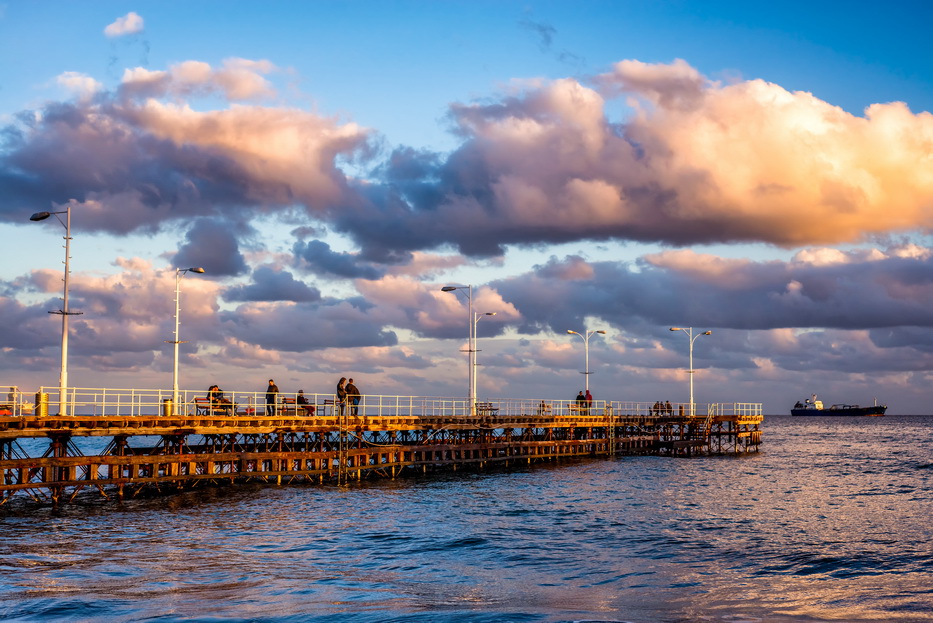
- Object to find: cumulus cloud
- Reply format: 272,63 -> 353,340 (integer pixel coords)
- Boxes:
224,266 -> 321,302
5,55 -> 933,267
56,72 -> 102,99
337,59 -> 933,257
0,65 -> 370,233
104,12 -> 144,38
293,240 -> 385,280
174,219 -> 249,277
121,58 -> 277,101
492,246 -> 933,336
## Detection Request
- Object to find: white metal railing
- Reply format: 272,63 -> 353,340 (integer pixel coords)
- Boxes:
606,401 -> 763,419
2,384 -> 761,420
0,386 -> 35,416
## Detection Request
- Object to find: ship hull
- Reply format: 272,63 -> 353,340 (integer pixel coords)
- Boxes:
791,405 -> 886,417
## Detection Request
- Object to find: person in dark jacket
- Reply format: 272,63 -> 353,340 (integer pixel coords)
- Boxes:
265,379 -> 279,415
296,390 -> 315,416
336,377 -> 347,416
345,378 -> 361,416
575,391 -> 586,414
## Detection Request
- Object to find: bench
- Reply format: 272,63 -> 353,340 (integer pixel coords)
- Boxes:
475,402 -> 499,416
317,399 -> 336,416
193,397 -> 234,416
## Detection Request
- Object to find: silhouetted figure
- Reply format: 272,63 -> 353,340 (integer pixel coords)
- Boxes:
265,379 -> 279,415
345,378 -> 361,416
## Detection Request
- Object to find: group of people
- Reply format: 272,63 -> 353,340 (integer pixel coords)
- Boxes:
650,400 -> 680,416
336,377 -> 362,415
207,384 -> 234,414
574,390 -> 594,414
263,377 -> 363,416
204,379 -> 363,417
264,380 -> 320,415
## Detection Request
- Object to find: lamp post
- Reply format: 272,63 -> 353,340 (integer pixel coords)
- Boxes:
29,206 -> 83,416
170,267 -> 205,413
567,329 -> 606,393
669,327 -> 712,417
441,285 -> 474,414
473,311 -> 496,405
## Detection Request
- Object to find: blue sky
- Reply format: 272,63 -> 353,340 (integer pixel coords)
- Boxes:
2,1 -> 933,413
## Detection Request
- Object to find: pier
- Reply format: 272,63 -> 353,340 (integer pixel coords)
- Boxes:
0,387 -> 763,509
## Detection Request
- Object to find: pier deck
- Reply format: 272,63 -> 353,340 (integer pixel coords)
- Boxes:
0,390 -> 763,509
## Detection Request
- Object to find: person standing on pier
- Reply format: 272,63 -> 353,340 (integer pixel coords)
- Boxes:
336,377 -> 347,416
585,390 -> 593,415
575,391 -> 586,414
265,379 -> 279,415
345,378 -> 361,416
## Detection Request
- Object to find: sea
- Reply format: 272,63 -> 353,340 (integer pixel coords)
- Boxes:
1,413 -> 931,623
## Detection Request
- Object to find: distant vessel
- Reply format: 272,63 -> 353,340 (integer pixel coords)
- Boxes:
791,394 -> 886,417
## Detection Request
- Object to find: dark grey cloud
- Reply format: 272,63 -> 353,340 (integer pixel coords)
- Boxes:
224,266 -> 321,303
293,240 -> 385,280
218,299 -> 398,353
173,219 -> 249,277
493,250 -> 933,336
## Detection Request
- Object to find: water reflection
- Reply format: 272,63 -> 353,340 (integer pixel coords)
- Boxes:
0,416 -> 931,622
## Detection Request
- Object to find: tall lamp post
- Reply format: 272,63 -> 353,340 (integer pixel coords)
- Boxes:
669,327 -> 712,417
567,329 -> 606,393
29,207 -> 83,416
473,311 -> 497,405
441,285 -> 474,414
170,267 -> 205,413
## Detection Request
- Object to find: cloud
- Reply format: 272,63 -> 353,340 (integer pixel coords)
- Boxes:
104,12 -> 144,38
4,56 -> 933,265
0,73 -> 370,233
56,72 -> 102,99
492,246 -> 933,337
224,266 -> 321,302
336,60 -> 933,257
173,219 -> 249,277
293,240 -> 385,280
121,58 -> 277,101
218,299 -> 399,353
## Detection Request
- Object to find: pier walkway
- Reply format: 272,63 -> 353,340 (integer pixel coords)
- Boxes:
0,387 -> 763,509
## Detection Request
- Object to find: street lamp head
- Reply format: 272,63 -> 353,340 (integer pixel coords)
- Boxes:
702,330 -> 712,335
190,267 -> 206,274
29,211 -> 52,222
596,330 -> 606,335
567,330 -> 578,335
441,286 -> 458,292
484,312 -> 496,316
670,327 -> 683,331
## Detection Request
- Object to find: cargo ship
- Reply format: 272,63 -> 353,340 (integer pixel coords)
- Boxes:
791,394 -> 886,416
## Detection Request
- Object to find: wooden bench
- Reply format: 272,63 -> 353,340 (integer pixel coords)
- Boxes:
280,397 -> 315,416
317,399 -> 335,416
193,397 -> 234,416
475,402 -> 499,416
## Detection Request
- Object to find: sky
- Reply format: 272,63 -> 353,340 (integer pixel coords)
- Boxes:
2,1 -> 933,414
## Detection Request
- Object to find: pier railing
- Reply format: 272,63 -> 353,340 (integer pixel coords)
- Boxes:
4,386 -> 761,421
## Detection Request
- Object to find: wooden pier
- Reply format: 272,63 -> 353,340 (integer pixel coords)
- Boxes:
0,390 -> 763,509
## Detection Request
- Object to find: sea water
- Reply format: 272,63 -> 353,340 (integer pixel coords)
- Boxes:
0,414 -> 931,622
